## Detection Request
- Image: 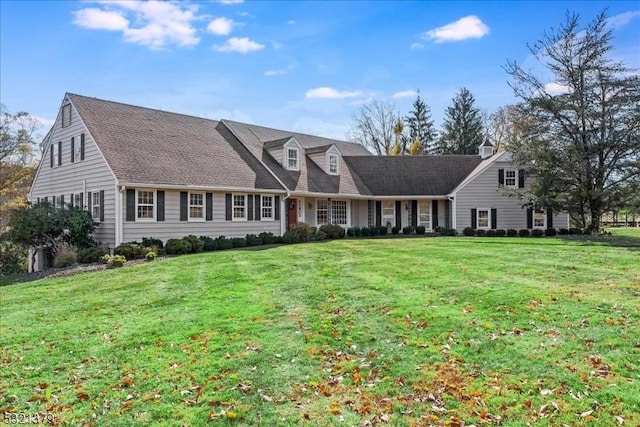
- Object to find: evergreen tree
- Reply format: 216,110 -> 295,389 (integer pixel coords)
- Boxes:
437,88 -> 484,154
406,92 -> 436,154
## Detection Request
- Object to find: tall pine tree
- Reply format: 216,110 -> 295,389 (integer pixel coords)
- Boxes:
406,92 -> 436,155
437,88 -> 484,154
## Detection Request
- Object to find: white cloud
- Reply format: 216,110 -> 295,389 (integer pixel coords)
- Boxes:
33,116 -> 56,128
349,97 -> 374,106
305,87 -> 363,99
207,17 -> 234,35
544,82 -> 572,96
410,42 -> 424,50
423,15 -> 489,43
272,41 -> 284,50
215,37 -> 265,53
73,1 -> 200,49
287,19 -> 296,25
264,64 -> 295,76
391,90 -> 418,99
219,0 -> 244,4
606,10 -> 640,29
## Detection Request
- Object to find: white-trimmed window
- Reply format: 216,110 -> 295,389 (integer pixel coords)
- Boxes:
505,170 -> 517,188
62,104 -> 71,128
533,209 -> 546,228
287,148 -> 299,171
382,200 -> 395,227
233,194 -> 247,220
328,154 -> 339,175
74,193 -> 83,209
189,192 -> 205,221
261,195 -> 274,220
418,200 -> 431,229
477,209 -> 490,229
54,195 -> 62,209
137,190 -> 155,221
53,141 -> 60,167
91,191 -> 100,221
331,200 -> 347,225
74,137 -> 82,161
316,199 -> 328,225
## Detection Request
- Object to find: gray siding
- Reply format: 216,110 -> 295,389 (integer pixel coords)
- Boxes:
455,158 -> 569,230
30,99 -> 117,248
308,152 -> 326,171
122,191 -> 281,242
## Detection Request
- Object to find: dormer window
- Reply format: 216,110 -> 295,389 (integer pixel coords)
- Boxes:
287,148 -> 299,171
328,154 -> 339,175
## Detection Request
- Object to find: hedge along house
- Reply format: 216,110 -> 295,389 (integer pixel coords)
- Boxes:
30,93 -> 569,252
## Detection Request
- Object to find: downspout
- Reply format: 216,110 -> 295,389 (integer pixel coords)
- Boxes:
115,182 -> 123,247
281,190 -> 291,235
448,195 -> 456,230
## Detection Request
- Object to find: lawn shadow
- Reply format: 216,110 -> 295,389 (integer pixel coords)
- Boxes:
557,234 -> 640,252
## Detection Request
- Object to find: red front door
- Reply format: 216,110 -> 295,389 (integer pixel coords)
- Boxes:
288,199 -> 298,228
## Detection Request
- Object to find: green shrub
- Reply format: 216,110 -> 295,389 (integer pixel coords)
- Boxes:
53,247 -> 77,268
258,232 -> 277,244
199,236 -> 218,251
183,235 -> 204,253
569,228 -> 583,235
391,226 -> 400,235
230,237 -> 247,248
415,225 -> 426,235
558,228 -> 570,235
145,251 -> 157,261
506,229 -> 518,237
77,246 -> 108,264
519,229 -> 531,237
440,227 -> 457,236
216,236 -> 233,250
347,227 -> 359,237
283,223 -> 316,244
245,234 -> 262,246
315,231 -> 328,241
532,229 -> 544,237
370,226 -> 380,236
115,243 -> 146,259
545,228 -> 557,237
319,224 -> 345,239
462,227 -> 475,236
165,238 -> 191,255
476,229 -> 487,237
402,226 -> 412,235
0,239 -> 28,275
379,226 -> 388,236
141,237 -> 163,249
486,229 -> 497,237
105,254 -> 126,268
360,227 -> 371,237
495,229 -> 506,237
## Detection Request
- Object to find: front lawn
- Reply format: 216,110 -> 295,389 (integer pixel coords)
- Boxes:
1,235 -> 638,426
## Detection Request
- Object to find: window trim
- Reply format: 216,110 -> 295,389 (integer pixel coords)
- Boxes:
232,193 -> 247,221
533,209 -> 547,229
188,191 -> 205,222
328,153 -> 339,175
136,189 -> 156,222
504,169 -> 518,188
91,191 -> 101,222
418,200 -> 431,230
52,141 -> 61,167
476,208 -> 491,230
382,200 -> 395,227
316,199 -> 328,226
261,195 -> 274,221
286,147 -> 300,171
74,136 -> 82,162
330,199 -> 348,226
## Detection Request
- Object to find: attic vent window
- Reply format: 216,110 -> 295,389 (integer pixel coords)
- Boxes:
287,148 -> 299,171
328,154 -> 339,174
62,104 -> 72,128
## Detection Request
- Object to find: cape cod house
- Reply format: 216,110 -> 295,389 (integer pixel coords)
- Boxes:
29,93 -> 569,250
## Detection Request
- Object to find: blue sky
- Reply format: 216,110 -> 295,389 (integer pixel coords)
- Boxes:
1,0 -> 639,141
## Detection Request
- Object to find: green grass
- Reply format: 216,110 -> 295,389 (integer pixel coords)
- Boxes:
1,234 -> 639,426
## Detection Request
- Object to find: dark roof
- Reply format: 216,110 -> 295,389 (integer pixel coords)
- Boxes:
68,94 -> 283,190
306,144 -> 335,154
343,155 -> 483,196
482,138 -> 493,147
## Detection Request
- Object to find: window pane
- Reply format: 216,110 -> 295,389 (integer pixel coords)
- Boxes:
534,210 -> 545,227
316,200 -> 328,225
331,200 -> 347,225
505,170 -> 516,186
478,210 -> 489,227
262,196 -> 273,219
233,195 -> 246,219
419,200 -> 430,227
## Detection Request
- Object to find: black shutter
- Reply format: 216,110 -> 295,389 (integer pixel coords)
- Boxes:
491,208 -> 497,229
498,169 -> 504,185
395,201 -> 401,228
546,208 -> 553,229
471,208 -> 477,229
274,195 -> 280,220
526,208 -> 533,229
375,201 -> 382,227
126,189 -> 135,221
44,196 -> 48,203
206,193 -> 213,221
50,145 -> 54,168
87,192 -> 92,212
70,193 -> 74,207
99,190 -> 105,222
57,141 -> 62,166
37,197 -> 41,205
71,137 -> 75,163
225,193 -> 232,221
80,134 -> 85,160
180,191 -> 188,221
518,170 -> 525,188
79,193 -> 84,209
432,200 -> 439,228
248,195 -> 254,221
157,191 -> 165,222
411,200 -> 418,227
254,195 -> 261,221
60,195 -> 65,207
